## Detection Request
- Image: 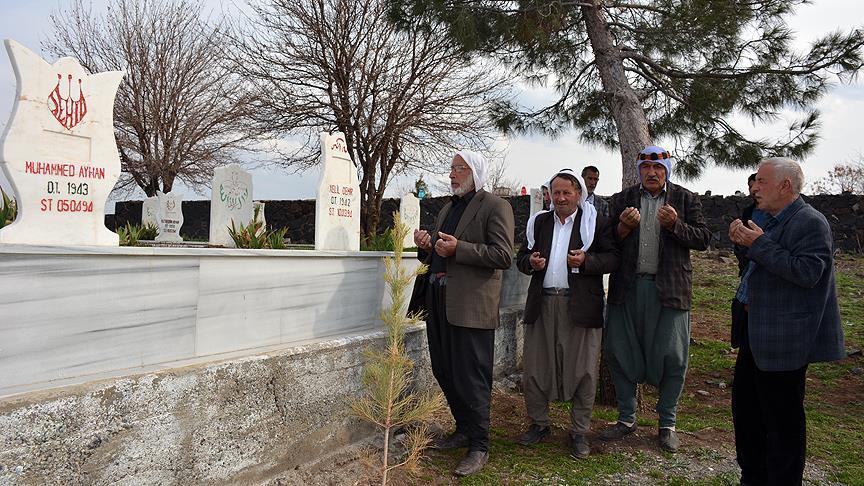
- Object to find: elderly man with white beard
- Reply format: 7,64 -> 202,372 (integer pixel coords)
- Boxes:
411,150 -> 515,476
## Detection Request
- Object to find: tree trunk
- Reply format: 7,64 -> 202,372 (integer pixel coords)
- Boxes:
581,1 -> 651,188
583,2 -> 648,407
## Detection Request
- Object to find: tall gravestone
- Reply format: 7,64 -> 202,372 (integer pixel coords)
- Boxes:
530,188 -> 544,215
0,40 -> 124,246
399,193 -> 420,249
155,191 -> 183,243
141,195 -> 158,228
209,164 -> 253,247
314,132 -> 360,251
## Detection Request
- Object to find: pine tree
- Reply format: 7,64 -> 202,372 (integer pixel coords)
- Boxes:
388,0 -> 863,185
352,212 -> 443,485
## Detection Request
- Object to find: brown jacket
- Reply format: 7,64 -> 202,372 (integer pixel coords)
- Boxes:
424,189 -> 515,329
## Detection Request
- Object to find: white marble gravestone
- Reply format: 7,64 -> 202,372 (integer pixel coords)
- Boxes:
155,191 -> 183,243
314,132 -> 360,251
141,196 -> 158,228
399,193 -> 420,249
253,201 -> 266,229
209,164 -> 253,247
530,188 -> 544,215
0,39 -> 125,246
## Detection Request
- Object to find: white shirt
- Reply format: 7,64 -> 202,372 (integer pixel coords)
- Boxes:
543,210 -> 576,289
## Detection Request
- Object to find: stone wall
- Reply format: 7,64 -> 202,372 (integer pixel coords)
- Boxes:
113,193 -> 862,251
0,307 -> 525,485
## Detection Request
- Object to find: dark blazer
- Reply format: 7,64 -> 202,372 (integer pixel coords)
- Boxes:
418,189 -> 515,329
516,209 -> 620,327
744,197 -> 845,372
608,182 -> 712,310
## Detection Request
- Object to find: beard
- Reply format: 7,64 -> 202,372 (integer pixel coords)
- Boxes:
451,182 -> 474,196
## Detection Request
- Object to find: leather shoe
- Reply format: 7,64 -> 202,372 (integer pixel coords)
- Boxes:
599,422 -> 637,441
454,450 -> 488,476
516,424 -> 550,446
432,431 -> 469,450
658,428 -> 680,452
569,433 -> 590,459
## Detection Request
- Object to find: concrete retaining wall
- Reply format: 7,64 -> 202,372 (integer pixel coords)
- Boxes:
0,306 -> 526,485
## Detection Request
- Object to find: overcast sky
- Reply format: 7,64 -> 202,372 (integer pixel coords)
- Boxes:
2,0 -> 863,208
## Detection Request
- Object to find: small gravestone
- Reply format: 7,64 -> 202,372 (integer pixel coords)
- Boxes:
0,40 -> 124,246
399,193 -> 420,249
315,132 -> 360,251
253,201 -> 265,229
155,191 -> 183,243
530,188 -> 544,215
209,164 -> 253,247
141,195 -> 158,228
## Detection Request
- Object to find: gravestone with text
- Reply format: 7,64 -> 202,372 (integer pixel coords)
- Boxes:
0,39 -> 124,246
155,191 -> 184,243
141,196 -> 158,228
209,164 -> 253,247
399,193 -> 420,249
314,132 -> 360,251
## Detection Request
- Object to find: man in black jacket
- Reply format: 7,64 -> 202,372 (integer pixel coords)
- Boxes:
515,169 -> 619,459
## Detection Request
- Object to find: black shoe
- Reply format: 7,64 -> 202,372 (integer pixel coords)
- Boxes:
432,431 -> 469,450
516,424 -> 551,446
599,422 -> 637,441
569,433 -> 590,459
454,450 -> 488,476
658,428 -> 680,452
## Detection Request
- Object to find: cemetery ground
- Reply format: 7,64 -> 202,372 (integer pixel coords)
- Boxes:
273,251 -> 864,486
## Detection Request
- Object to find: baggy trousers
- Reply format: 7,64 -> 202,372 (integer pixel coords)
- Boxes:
426,279 -> 495,452
523,293 -> 602,435
731,298 -> 808,486
604,275 -> 690,428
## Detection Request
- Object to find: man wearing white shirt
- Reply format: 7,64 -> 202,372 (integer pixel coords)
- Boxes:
515,169 -> 619,459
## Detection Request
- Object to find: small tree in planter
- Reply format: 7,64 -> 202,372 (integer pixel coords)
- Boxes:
352,212 -> 442,485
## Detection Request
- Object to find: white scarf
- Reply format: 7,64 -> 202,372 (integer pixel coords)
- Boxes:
455,149 -> 488,191
526,169 -> 597,257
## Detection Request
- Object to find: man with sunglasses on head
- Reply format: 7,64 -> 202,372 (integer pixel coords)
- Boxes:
600,145 -> 712,453
411,150 -> 515,476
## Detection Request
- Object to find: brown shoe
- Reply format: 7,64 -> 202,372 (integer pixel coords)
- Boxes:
432,431 -> 469,450
599,422 -> 637,441
454,450 -> 488,476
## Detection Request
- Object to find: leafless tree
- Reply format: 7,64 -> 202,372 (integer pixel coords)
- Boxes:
229,0 -> 511,237
45,0 -> 263,197
810,157 -> 864,195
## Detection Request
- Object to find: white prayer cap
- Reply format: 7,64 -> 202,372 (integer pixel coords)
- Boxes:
455,149 -> 488,191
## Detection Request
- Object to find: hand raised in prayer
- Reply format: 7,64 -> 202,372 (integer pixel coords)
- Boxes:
529,252 -> 546,271
413,229 -> 432,251
620,207 -> 641,229
567,249 -> 586,268
435,232 -> 458,257
657,204 -> 678,230
730,219 -> 763,247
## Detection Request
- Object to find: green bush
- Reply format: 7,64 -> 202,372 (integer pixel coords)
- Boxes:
227,206 -> 288,249
0,187 -> 17,228
362,228 -> 396,251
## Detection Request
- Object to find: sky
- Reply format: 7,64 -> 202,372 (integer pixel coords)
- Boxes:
1,0 -> 863,209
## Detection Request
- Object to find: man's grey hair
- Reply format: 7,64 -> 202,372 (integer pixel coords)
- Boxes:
758,157 -> 805,195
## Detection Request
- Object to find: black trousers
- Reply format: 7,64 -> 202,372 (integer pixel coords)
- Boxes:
731,299 -> 808,486
427,279 -> 495,452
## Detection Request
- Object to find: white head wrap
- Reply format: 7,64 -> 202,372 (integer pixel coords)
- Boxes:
526,169 -> 598,265
455,149 -> 488,191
